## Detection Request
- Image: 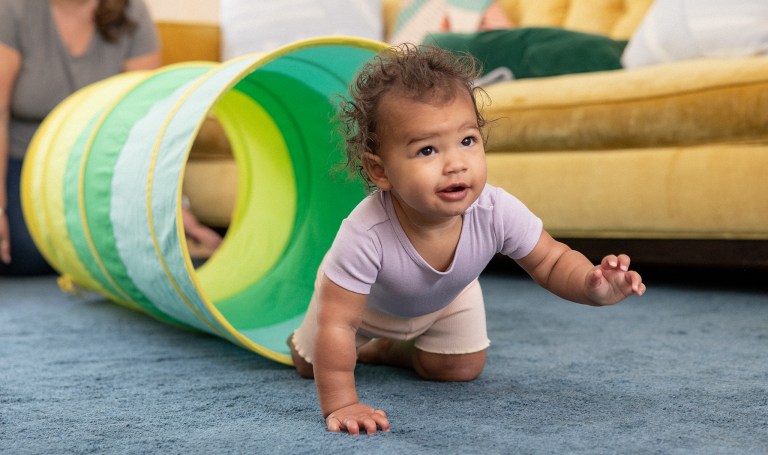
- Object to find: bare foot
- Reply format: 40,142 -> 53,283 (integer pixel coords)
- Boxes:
287,333 -> 314,379
357,338 -> 414,369
357,339 -> 388,365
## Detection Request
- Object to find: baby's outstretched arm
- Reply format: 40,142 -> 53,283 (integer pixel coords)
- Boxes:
517,231 -> 645,306
313,276 -> 390,434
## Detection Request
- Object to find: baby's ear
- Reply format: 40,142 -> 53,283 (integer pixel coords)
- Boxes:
362,152 -> 391,190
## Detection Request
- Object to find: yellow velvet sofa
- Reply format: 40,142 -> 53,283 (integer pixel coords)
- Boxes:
160,0 -> 768,267
444,0 -> 768,268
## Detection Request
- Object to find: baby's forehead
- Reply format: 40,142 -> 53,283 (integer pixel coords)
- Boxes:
379,85 -> 471,112
375,88 -> 479,137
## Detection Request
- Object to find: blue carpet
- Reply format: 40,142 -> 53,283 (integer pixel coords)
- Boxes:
1,268 -> 766,454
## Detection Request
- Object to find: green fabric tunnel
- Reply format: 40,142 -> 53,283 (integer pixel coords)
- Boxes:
21,37 -> 387,364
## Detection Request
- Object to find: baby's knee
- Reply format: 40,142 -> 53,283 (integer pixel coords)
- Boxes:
414,349 -> 486,382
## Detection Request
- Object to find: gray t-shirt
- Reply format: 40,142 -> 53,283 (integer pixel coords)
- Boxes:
323,184 -> 543,318
0,0 -> 158,159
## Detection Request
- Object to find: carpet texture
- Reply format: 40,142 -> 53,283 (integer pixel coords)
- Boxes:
1,267 -> 766,454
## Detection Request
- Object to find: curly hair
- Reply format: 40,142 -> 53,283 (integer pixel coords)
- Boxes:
338,43 -> 486,190
95,0 -> 137,43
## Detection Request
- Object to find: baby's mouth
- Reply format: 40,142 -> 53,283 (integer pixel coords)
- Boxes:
438,183 -> 469,200
441,184 -> 467,193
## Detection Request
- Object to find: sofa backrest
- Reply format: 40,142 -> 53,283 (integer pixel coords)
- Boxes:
157,21 -> 221,64
382,0 -> 654,41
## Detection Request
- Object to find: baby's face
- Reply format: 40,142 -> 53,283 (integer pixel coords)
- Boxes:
371,89 -> 487,225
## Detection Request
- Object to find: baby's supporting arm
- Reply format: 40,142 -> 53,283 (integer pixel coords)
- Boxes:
517,231 -> 645,305
313,275 -> 390,434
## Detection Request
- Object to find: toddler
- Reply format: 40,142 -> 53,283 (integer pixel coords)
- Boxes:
290,44 -> 645,435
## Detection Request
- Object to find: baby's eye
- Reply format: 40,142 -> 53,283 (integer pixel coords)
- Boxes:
417,146 -> 435,157
461,136 -> 477,147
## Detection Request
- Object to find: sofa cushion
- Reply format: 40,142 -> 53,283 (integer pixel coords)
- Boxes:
497,0 -> 654,40
425,28 -> 626,80
157,22 -> 221,64
622,0 -> 768,68
482,56 -> 768,152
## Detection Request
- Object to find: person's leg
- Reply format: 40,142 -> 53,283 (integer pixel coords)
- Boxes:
0,159 -> 54,276
413,348 -> 487,381
358,279 -> 489,382
289,271 -> 322,379
358,338 -> 487,381
289,332 -> 315,379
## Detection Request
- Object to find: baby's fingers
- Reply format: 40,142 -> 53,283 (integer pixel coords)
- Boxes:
627,271 -> 646,296
326,409 -> 389,435
354,413 -> 389,435
587,267 -> 604,290
371,409 -> 390,433
601,254 -> 630,271
326,416 -> 342,433
326,416 -> 362,434
344,418 -> 362,435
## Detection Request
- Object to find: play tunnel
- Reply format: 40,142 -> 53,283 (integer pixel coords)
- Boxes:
21,37 -> 387,364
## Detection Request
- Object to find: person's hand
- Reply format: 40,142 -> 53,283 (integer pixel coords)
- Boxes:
187,223 -> 223,252
479,1 -> 514,30
0,212 -> 10,264
584,254 -> 645,305
181,207 -> 222,254
325,402 -> 390,435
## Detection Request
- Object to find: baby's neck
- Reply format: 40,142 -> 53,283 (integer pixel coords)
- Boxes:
391,195 -> 463,272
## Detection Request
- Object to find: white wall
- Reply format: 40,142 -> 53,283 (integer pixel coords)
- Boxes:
144,0 -> 220,23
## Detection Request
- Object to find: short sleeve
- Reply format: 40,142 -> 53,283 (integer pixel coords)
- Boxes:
322,219 -> 382,295
493,188 -> 543,260
126,0 -> 159,58
0,0 -> 22,51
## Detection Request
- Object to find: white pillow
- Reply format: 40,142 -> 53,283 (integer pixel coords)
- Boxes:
221,0 -> 383,60
622,0 -> 768,68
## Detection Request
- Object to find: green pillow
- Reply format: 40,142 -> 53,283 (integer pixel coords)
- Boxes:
424,28 -> 628,80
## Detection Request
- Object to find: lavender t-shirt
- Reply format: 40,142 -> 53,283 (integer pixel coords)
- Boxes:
323,184 -> 543,318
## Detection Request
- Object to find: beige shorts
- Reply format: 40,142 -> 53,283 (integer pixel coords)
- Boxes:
292,270 -> 490,364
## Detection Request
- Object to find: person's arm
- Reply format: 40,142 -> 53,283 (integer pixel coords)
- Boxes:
479,0 -> 514,30
313,274 -> 390,435
516,230 -> 645,306
0,41 -> 21,264
122,0 -> 162,72
123,50 -> 161,72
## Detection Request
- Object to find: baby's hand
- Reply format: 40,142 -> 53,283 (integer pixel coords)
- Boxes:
325,402 -> 390,435
585,254 -> 645,306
